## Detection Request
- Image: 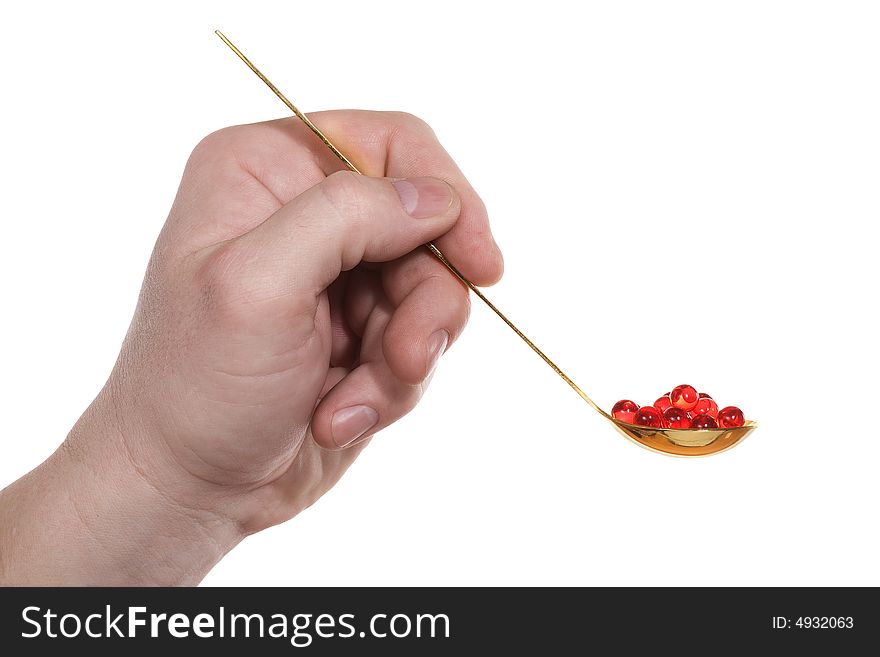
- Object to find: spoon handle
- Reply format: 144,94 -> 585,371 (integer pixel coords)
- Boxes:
215,30 -> 606,417
422,243 -> 605,415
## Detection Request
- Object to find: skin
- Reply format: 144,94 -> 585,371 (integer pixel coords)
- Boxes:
0,110 -> 503,585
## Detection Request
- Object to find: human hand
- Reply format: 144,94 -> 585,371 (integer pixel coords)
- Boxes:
1,110 -> 502,585
82,110 -> 501,540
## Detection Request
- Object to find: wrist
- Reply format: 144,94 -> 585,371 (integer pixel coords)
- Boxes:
0,387 -> 245,585
70,386 -> 248,584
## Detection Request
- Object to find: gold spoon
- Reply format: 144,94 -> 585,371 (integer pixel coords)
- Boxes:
215,30 -> 757,457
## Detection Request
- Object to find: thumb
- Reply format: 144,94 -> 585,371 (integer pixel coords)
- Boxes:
236,170 -> 460,292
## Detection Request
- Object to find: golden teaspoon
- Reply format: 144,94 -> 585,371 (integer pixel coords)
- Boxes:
214,30 -> 757,457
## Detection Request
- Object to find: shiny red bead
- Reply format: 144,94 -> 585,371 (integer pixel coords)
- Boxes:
654,395 -> 673,413
634,406 -> 663,428
691,396 -> 718,418
670,384 -> 698,411
611,387 -> 745,431
663,407 -> 691,429
690,414 -> 718,429
718,406 -> 745,428
612,399 -> 639,424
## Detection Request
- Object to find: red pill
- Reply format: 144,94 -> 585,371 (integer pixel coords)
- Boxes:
654,395 -> 673,413
634,406 -> 663,428
612,399 -> 640,424
718,406 -> 745,428
670,384 -> 698,411
699,392 -> 713,400
692,396 -> 718,418
691,414 -> 718,429
663,407 -> 691,429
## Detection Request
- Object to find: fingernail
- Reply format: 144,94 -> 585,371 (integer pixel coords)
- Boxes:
331,405 -> 379,448
426,329 -> 449,376
392,178 -> 453,219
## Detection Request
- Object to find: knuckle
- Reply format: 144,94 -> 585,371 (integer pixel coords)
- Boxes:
192,242 -> 250,314
398,378 -> 426,409
435,274 -> 471,337
186,124 -> 262,173
189,126 -> 245,163
322,169 -> 365,196
469,193 -> 489,224
386,111 -> 434,138
191,242 -> 317,331
319,170 -> 372,226
385,112 -> 442,173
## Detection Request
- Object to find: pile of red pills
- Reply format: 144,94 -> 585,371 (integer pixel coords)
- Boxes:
612,384 -> 745,430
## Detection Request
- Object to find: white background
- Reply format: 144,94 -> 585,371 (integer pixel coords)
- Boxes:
1,1 -> 878,586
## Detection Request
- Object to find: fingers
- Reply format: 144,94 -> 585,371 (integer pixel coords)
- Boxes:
310,303 -> 432,450
310,360 -> 423,450
298,111 -> 505,286
380,251 -> 470,384
233,170 -> 461,295
313,255 -> 467,449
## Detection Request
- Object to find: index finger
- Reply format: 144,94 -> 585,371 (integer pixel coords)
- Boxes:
304,110 -> 504,287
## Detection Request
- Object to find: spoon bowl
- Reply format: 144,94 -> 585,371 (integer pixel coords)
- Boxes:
606,414 -> 757,457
